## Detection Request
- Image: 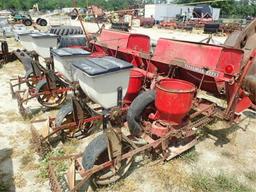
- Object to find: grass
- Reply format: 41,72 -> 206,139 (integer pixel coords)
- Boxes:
20,151 -> 35,168
179,148 -> 199,163
20,150 -> 39,171
191,173 -> 253,192
36,149 -> 68,183
62,139 -> 80,154
245,171 -> 256,182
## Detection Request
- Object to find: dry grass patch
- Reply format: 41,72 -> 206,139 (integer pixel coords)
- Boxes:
13,172 -> 27,188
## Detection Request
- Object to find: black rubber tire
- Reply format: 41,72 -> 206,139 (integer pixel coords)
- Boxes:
35,79 -> 67,108
60,29 -> 65,36
36,18 -> 41,24
54,28 -> 59,35
127,90 -> 155,136
55,102 -> 73,127
82,133 -> 133,186
69,28 -> 74,35
56,29 -> 61,35
82,133 -> 108,170
74,28 -> 79,35
205,23 -> 220,29
23,19 -> 32,26
204,27 -> 219,33
39,19 -> 47,26
64,28 -> 69,35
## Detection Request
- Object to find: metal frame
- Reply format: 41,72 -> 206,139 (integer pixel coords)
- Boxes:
47,99 -> 220,192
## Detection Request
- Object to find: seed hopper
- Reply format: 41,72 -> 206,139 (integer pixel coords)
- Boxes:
39,20 -> 256,192
9,31 -> 97,118
30,30 -> 152,156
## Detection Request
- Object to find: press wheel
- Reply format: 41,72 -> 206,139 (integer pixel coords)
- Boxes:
25,69 -> 43,89
35,79 -> 67,108
55,102 -> 93,138
82,133 -> 133,186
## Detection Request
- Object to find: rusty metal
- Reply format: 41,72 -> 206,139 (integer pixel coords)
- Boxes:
30,125 -> 51,157
30,110 -> 102,157
15,86 -> 71,119
48,164 -> 62,192
242,75 -> 256,104
224,19 -> 256,67
47,103 -> 217,192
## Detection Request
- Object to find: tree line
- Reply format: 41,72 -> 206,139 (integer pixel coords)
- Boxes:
0,0 -> 256,18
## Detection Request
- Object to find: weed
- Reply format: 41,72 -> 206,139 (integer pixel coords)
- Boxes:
179,148 -> 198,163
36,149 -> 67,183
191,173 -> 253,192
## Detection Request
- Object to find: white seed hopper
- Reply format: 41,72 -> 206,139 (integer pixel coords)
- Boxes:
52,48 -> 91,82
18,32 -> 35,51
30,32 -> 58,58
72,56 -> 133,109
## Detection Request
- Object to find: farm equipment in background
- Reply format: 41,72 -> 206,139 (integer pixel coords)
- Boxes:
0,41 -> 17,67
8,11 -> 48,26
26,19 -> 256,191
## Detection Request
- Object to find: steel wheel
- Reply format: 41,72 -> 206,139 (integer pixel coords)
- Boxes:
25,69 -> 43,89
82,133 -> 134,186
35,79 -> 67,108
55,102 -> 93,138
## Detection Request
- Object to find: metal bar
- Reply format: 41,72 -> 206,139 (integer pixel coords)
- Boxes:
225,50 -> 256,118
41,115 -> 102,142
79,112 -> 216,179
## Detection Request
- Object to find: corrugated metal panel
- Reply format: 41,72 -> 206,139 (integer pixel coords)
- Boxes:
145,4 -> 194,21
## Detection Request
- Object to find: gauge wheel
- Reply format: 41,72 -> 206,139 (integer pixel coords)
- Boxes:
25,69 -> 43,89
55,102 -> 94,138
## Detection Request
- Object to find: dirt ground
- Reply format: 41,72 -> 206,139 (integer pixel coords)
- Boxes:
0,25 -> 256,192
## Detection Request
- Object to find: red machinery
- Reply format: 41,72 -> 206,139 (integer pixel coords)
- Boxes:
44,20 -> 256,192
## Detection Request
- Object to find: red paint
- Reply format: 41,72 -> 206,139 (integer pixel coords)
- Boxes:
155,78 -> 196,125
225,65 -> 234,74
124,69 -> 144,103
